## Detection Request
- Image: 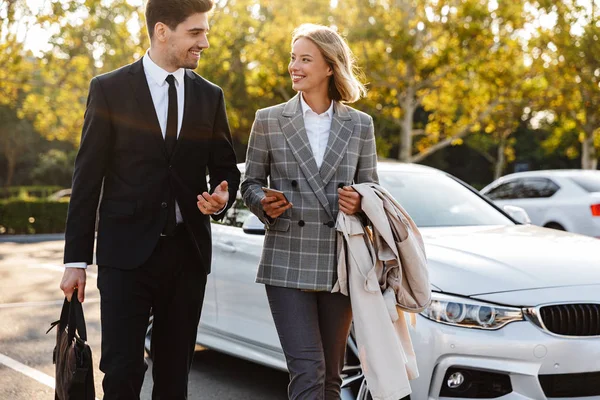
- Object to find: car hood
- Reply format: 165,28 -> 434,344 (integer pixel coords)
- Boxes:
421,225 -> 600,296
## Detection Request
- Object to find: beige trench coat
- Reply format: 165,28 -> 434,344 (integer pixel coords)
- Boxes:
333,183 -> 431,400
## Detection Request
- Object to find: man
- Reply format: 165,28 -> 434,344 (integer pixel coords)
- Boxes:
59,0 -> 240,398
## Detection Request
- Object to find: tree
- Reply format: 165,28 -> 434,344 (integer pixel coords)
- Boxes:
19,0 -> 148,144
336,0 -> 531,162
532,0 -> 600,169
0,106 -> 39,186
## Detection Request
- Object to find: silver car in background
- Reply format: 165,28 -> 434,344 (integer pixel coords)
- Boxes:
481,170 -> 600,238
148,162 -> 600,399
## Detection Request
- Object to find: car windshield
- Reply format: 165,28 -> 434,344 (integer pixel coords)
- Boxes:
378,170 -> 514,227
568,173 -> 600,193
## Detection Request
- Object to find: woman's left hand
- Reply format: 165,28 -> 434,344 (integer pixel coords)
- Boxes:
338,186 -> 361,215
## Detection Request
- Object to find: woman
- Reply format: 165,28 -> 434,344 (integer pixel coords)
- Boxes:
241,23 -> 378,399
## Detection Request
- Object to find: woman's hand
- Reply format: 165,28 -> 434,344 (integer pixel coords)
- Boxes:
338,186 -> 361,215
261,196 -> 293,219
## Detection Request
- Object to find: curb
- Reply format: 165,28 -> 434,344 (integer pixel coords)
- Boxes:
0,234 -> 65,243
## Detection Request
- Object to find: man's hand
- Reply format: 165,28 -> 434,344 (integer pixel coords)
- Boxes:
338,186 -> 361,215
261,195 -> 293,219
197,181 -> 229,215
60,268 -> 86,302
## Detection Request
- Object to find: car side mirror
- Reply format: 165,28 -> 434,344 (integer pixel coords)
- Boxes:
502,205 -> 531,225
242,214 -> 266,235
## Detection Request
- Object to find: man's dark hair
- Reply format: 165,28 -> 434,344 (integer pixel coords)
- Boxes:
145,0 -> 213,39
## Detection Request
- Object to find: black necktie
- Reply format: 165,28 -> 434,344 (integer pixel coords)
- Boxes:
164,74 -> 178,235
165,74 -> 178,158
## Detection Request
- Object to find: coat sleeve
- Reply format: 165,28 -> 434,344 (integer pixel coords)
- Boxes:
208,89 -> 241,221
64,77 -> 112,264
241,110 -> 272,224
355,115 -> 379,184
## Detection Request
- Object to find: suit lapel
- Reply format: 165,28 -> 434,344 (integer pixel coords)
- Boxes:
128,59 -> 167,159
319,102 -> 354,185
278,94 -> 332,218
171,70 -> 196,159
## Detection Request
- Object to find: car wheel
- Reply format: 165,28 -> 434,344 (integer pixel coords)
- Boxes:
544,222 -> 565,231
341,328 -> 373,400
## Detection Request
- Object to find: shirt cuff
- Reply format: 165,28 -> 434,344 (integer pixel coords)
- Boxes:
214,203 -> 227,215
65,262 -> 88,269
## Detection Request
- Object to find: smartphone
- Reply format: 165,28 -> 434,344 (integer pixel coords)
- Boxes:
261,187 -> 289,204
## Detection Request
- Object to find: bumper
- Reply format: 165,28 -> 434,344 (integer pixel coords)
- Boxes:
410,315 -> 600,400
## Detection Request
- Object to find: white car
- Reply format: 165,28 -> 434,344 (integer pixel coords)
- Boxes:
147,162 -> 600,400
480,170 -> 600,238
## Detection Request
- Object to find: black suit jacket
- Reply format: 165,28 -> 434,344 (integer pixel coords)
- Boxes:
64,58 -> 240,273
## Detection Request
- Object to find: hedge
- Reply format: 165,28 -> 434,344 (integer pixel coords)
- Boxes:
0,199 -> 69,234
0,186 -> 65,200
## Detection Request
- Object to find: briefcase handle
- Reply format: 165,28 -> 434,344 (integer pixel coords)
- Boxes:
58,289 -> 88,343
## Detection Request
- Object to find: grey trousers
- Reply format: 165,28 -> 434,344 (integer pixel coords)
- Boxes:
265,285 -> 353,400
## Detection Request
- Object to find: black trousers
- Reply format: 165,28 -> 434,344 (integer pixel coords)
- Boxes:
265,285 -> 353,400
97,228 -> 207,400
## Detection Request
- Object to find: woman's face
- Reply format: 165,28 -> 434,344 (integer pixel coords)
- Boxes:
288,37 -> 332,97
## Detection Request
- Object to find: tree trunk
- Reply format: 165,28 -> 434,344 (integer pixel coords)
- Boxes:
398,85 -> 415,162
494,131 -> 509,180
5,149 -> 16,188
581,130 -> 598,170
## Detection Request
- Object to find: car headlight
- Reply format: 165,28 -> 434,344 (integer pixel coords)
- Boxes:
420,292 -> 524,330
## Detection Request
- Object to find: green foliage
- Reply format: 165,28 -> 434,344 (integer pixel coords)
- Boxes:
0,186 -> 65,200
0,199 -> 68,234
2,0 -> 599,195
531,1 -> 600,169
30,149 -> 76,187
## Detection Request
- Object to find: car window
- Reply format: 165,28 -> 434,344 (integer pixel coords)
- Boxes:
484,180 -> 523,200
568,174 -> 600,193
219,196 -> 252,228
520,178 -> 560,198
379,171 -> 513,227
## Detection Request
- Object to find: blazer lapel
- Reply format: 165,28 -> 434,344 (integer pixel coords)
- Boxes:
171,70 -> 196,159
278,94 -> 332,218
319,102 -> 354,185
128,59 -> 167,159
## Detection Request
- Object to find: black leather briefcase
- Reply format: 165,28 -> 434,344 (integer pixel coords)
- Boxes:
48,289 -> 95,400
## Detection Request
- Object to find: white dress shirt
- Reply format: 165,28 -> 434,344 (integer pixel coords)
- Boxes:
142,51 -> 185,225
299,93 -> 333,169
65,52 -> 186,269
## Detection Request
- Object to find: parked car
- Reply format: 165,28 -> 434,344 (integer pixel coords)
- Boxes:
147,162 -> 600,400
47,188 -> 72,201
480,170 -> 600,238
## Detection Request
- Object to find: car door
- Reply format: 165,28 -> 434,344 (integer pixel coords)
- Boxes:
486,178 -> 559,225
211,198 -> 280,349
515,178 -> 561,224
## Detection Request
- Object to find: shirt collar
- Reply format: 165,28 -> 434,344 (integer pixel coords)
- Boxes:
299,93 -> 334,118
143,50 -> 185,87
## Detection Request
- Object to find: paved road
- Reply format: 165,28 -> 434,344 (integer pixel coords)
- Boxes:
0,236 -> 288,399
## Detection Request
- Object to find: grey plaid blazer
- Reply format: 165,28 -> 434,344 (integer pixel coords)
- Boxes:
241,94 -> 378,290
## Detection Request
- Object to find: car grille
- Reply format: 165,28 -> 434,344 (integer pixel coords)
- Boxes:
539,303 -> 600,336
539,371 -> 600,397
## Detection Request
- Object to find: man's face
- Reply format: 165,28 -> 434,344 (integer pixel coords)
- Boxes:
165,12 -> 209,70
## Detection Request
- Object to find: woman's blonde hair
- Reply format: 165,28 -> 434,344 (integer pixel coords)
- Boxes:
291,23 -> 367,103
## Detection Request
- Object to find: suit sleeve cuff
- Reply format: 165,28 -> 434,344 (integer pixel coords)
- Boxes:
65,262 -> 88,269
214,204 -> 227,215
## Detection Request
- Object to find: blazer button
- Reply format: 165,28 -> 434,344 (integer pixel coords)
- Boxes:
161,202 -> 168,209
291,180 -> 298,187
298,220 -> 305,227
338,183 -> 345,189
326,221 -> 335,228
